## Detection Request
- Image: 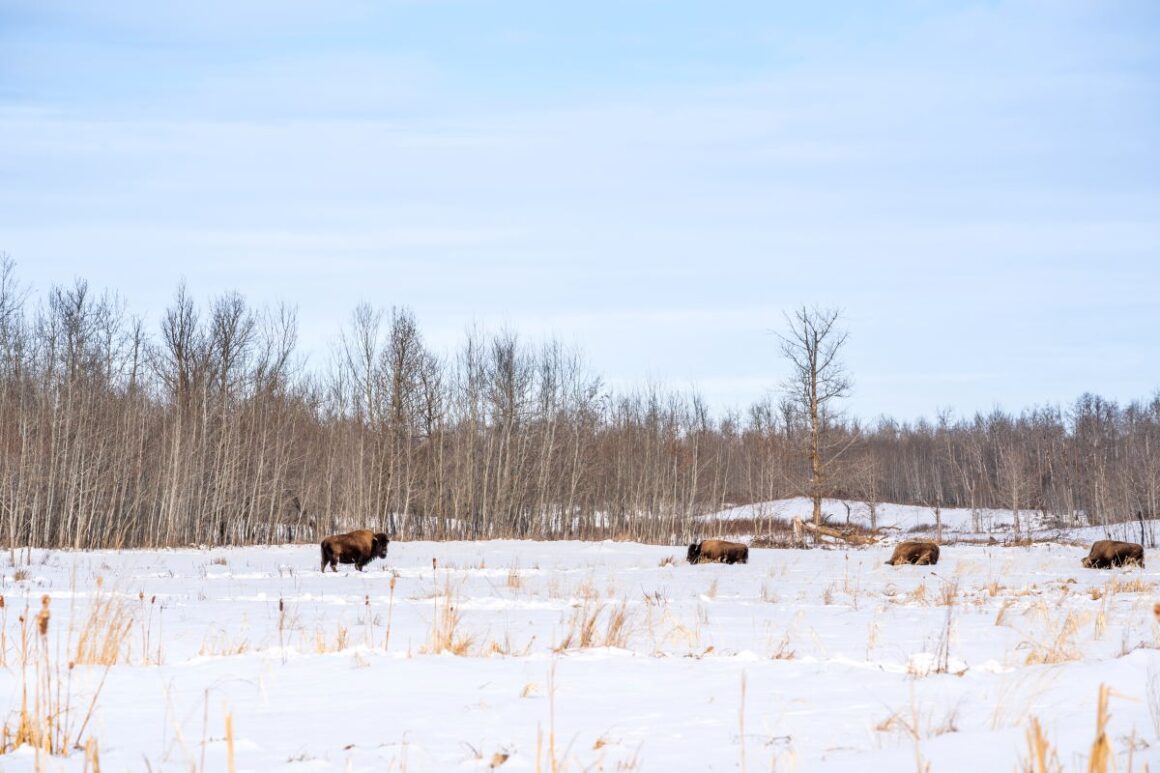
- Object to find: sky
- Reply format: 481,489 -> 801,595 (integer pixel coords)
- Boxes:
1,0 -> 1158,422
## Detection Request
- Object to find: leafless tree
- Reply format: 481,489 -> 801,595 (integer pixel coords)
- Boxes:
777,306 -> 852,526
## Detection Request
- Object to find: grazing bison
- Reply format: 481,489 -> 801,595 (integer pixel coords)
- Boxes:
687,539 -> 749,565
320,529 -> 390,572
1081,540 -> 1144,569
885,541 -> 940,566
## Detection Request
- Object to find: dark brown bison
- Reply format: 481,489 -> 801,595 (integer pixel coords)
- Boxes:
885,541 -> 940,566
1081,540 -> 1144,569
320,529 -> 390,572
687,539 -> 749,565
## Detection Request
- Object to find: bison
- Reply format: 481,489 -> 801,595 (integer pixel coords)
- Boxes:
1081,540 -> 1144,569
885,540 -> 940,566
687,539 -> 749,565
320,529 -> 390,572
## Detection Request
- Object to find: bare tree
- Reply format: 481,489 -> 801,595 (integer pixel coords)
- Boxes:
777,306 -> 851,526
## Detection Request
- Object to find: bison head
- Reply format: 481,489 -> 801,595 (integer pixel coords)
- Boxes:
373,533 -> 390,559
1081,556 -> 1092,568
686,542 -> 702,564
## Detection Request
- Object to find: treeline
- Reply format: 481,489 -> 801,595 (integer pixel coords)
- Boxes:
0,259 -> 1156,548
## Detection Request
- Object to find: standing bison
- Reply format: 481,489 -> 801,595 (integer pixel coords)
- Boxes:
1081,540 -> 1145,569
320,529 -> 390,572
687,539 -> 749,565
885,541 -> 940,566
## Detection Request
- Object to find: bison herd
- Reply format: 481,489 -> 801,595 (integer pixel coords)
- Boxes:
317,530 -> 1146,573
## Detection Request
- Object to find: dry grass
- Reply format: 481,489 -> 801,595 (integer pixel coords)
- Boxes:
484,631 -> 535,657
83,736 -> 102,771
866,619 -> 880,658
1022,610 -> 1088,665
657,555 -> 675,568
1104,577 -> 1154,595
555,600 -> 633,651
1087,685 -> 1111,773
1020,717 -> 1061,773
198,630 -> 251,657
313,624 -> 351,654
984,581 -> 1006,597
138,592 -> 163,665
1092,598 -> 1108,640
384,575 -> 397,651
1,595 -> 109,758
645,606 -> 702,654
74,581 -> 135,666
424,582 -> 473,656
933,602 -> 956,674
994,599 -> 1016,627
769,633 -> 795,660
873,690 -> 933,773
936,578 -> 960,607
573,578 -> 600,603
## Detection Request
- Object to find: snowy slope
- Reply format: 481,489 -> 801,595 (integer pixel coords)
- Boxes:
1,539 -> 1158,771
700,497 -> 1153,542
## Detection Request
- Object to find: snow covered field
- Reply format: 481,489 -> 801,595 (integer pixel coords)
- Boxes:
2,538 -> 1159,771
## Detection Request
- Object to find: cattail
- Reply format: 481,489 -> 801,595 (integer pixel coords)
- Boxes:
389,576 -> 397,591
37,594 -> 50,636
278,598 -> 284,613
138,591 -> 145,601
0,594 -> 5,609
432,558 -> 437,572
1154,602 -> 1160,621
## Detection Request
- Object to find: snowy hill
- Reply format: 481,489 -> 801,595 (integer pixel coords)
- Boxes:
699,497 -> 1153,544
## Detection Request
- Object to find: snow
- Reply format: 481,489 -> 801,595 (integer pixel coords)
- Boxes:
1,537 -> 1159,771
701,497 -> 1152,543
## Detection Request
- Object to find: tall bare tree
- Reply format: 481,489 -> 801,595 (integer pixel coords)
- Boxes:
778,306 -> 851,526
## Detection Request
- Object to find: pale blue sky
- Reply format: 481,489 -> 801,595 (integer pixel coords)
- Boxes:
1,1 -> 1157,420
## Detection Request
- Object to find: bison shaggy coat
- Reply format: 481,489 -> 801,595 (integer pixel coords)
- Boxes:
1081,540 -> 1145,569
687,539 -> 749,565
885,541 -> 940,566
320,529 -> 390,572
